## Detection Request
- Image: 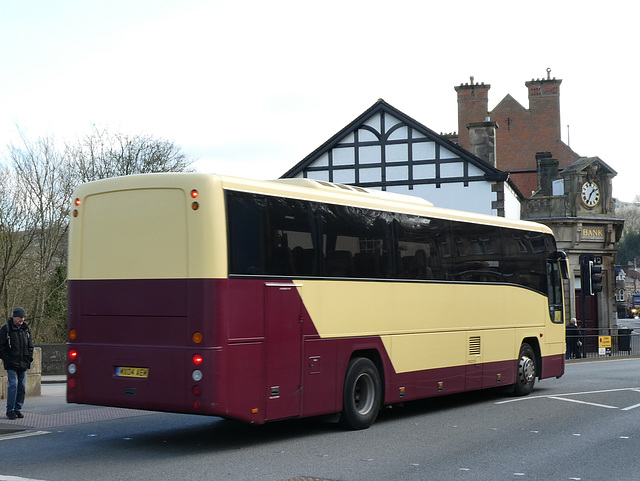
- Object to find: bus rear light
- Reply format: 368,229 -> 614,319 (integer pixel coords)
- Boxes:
69,349 -> 78,360
192,354 -> 203,365
192,385 -> 202,396
193,401 -> 200,409
190,189 -> 198,198
68,363 -> 77,375
69,329 -> 77,340
73,210 -> 78,217
68,378 -> 77,389
75,198 -> 82,206
191,201 -> 199,210
192,332 -> 203,344
192,370 -> 203,382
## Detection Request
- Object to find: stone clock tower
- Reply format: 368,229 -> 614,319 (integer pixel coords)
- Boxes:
522,154 -> 624,334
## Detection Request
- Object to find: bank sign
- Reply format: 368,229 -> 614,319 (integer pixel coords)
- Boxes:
582,226 -> 605,241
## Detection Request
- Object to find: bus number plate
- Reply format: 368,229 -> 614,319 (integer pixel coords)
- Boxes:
116,367 -> 149,378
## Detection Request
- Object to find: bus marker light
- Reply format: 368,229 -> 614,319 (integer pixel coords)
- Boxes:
438,381 -> 444,392
192,370 -> 203,382
69,329 -> 77,340
252,408 -> 259,414
192,332 -> 203,344
399,386 -> 406,398
192,354 -> 203,365
192,385 -> 202,396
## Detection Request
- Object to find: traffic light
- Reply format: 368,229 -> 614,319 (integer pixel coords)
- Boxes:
579,253 -> 603,296
589,261 -> 602,295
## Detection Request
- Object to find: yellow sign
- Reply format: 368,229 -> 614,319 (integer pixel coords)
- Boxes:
582,226 -> 604,240
599,336 -> 611,348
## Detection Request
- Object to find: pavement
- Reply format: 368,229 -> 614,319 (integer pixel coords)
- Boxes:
0,375 -> 155,435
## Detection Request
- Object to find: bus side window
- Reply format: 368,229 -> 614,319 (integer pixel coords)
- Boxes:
227,191 -> 265,275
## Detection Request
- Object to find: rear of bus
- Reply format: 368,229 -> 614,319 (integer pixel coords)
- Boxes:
66,173 -> 227,415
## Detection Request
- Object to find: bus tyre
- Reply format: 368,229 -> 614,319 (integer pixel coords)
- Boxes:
340,357 -> 381,430
514,343 -> 536,396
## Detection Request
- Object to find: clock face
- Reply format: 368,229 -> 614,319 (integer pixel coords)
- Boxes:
581,181 -> 600,207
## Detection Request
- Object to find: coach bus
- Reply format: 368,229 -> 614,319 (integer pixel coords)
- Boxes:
67,173 -> 568,429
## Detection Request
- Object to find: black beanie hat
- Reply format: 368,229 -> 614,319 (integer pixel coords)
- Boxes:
12,307 -> 26,318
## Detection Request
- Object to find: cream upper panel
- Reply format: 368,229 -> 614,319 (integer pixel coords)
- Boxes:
68,173 -> 227,280
68,172 -> 554,280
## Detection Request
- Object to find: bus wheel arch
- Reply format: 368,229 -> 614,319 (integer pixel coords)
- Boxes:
340,352 -> 383,430
513,340 -> 539,396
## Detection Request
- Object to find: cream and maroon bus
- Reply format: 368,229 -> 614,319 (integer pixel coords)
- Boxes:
67,173 -> 568,429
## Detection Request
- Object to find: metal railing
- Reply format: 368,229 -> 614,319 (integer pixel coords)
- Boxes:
566,328 -> 639,359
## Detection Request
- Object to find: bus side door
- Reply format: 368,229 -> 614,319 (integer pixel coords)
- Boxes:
265,283 -> 303,421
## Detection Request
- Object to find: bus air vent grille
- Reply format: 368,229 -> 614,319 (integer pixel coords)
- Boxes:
468,336 -> 481,356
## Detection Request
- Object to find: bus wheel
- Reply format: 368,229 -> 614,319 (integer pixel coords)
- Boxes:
340,357 -> 381,430
514,343 -> 536,396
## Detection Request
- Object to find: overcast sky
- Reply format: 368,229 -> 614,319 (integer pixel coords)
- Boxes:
1,0 -> 637,202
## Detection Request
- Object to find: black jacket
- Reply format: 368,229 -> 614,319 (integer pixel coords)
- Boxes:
0,318 -> 34,371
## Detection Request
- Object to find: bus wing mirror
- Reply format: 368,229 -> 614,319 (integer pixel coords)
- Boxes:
560,258 -> 570,279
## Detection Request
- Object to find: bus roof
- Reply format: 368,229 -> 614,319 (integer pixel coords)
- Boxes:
73,172 -> 553,235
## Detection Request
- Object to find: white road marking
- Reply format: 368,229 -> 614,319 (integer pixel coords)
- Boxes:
0,475 -> 48,481
547,396 -> 618,409
496,386 -> 640,404
0,431 -> 50,442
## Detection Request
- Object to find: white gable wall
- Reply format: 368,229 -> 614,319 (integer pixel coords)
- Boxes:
386,182 -> 496,216
285,102 -> 522,220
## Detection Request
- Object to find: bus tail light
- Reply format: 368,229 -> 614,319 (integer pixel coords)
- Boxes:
192,354 -> 203,365
192,332 -> 203,344
69,329 -> 77,340
192,385 -> 202,396
69,349 -> 78,360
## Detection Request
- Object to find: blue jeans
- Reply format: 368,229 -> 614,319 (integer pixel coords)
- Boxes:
6,369 -> 27,414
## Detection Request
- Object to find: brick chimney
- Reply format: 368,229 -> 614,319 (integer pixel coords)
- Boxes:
468,118 -> 498,167
525,69 -> 562,141
454,77 -> 490,150
535,151 -> 559,196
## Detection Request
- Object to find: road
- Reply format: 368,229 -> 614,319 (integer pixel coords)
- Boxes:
2,358 -> 640,481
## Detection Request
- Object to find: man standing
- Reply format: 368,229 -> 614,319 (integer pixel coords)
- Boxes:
566,317 -> 582,359
0,307 -> 34,420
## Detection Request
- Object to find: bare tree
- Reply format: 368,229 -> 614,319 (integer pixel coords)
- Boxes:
1,126 -> 193,342
68,125 -> 193,183
8,134 -> 73,341
0,165 -> 37,316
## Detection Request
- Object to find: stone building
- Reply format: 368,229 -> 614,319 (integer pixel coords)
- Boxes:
522,154 -> 624,331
